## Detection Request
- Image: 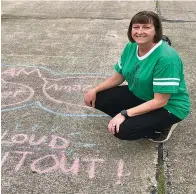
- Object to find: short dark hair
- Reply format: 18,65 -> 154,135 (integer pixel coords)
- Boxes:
127,11 -> 163,43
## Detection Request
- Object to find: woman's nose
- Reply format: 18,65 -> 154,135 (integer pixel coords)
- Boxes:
138,27 -> 143,33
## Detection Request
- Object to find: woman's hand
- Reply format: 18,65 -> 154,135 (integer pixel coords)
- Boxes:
84,73 -> 125,108
84,88 -> 97,107
108,113 -> 125,134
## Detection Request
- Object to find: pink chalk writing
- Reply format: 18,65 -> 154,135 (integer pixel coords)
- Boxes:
14,151 -> 33,171
29,135 -> 48,145
83,158 -> 104,179
1,67 -> 42,78
11,134 -> 29,144
1,151 -> 109,179
42,77 -> 99,108
115,159 -> 125,185
48,135 -> 70,149
1,79 -> 34,108
117,159 -> 124,179
59,152 -> 79,175
1,149 -> 130,182
1,66 -> 107,112
1,150 -> 130,182
1,152 -> 10,167
31,154 -> 59,174
1,130 -> 8,140
1,131 -> 130,181
1,68 -> 16,77
2,131 -> 70,149
44,81 -> 92,93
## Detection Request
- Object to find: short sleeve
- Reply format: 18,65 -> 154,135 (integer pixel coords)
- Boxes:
153,57 -> 182,93
114,43 -> 130,74
114,57 -> 123,74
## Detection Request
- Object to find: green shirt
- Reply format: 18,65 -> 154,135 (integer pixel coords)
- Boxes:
114,40 -> 190,120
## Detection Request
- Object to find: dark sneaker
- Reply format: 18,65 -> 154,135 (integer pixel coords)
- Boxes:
162,35 -> 172,46
149,123 -> 178,143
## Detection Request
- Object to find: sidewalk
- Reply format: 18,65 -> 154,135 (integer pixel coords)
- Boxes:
1,1 -> 196,194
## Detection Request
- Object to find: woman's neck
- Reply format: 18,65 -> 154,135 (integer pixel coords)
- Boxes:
138,42 -> 156,57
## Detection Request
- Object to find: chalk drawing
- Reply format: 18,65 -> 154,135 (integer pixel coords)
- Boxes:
11,134 -> 29,145
1,67 -> 42,78
1,101 -> 108,117
1,130 -> 12,144
75,143 -> 97,148
31,124 -> 42,131
15,118 -> 20,131
2,64 -> 112,76
65,148 -> 73,156
83,158 -> 104,179
2,151 -> 107,178
1,152 -> 10,167
48,135 -> 70,149
115,159 -> 124,185
30,154 -> 59,174
1,129 -> 131,182
29,135 -> 48,145
1,64 -> 109,117
1,130 -> 9,140
1,79 -> 34,108
1,131 -> 70,149
1,64 -> 132,184
14,151 -> 33,171
68,132 -> 82,136
59,152 -> 79,175
42,77 -> 94,108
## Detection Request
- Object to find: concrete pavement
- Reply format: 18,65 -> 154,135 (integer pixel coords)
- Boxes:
1,1 -> 196,194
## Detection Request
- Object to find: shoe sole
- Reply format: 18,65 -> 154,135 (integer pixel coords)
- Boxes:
149,123 -> 178,143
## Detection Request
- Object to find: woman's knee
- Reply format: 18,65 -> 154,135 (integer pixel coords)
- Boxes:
114,126 -> 144,140
95,92 -> 103,109
113,123 -> 153,140
95,91 -> 118,117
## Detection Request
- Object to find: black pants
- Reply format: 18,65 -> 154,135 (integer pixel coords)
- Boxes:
95,86 -> 181,140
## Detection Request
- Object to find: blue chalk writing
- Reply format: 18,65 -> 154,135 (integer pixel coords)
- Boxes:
1,101 -> 109,117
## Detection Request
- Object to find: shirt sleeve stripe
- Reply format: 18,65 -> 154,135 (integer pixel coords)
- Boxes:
153,82 -> 179,86
153,78 -> 180,81
118,58 -> 122,69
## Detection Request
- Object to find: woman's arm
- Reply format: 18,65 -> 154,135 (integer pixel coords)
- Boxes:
94,72 -> 125,93
108,93 -> 171,134
84,72 -> 125,107
127,93 -> 171,117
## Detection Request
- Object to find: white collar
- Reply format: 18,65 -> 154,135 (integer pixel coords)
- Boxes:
137,40 -> 163,60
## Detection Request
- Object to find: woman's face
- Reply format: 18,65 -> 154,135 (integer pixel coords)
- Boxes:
131,22 -> 156,46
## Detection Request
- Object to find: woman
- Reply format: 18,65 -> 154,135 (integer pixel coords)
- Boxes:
84,11 -> 190,143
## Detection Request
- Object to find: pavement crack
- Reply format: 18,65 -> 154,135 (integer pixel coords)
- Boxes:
2,14 -> 196,23
154,143 -> 166,194
162,18 -> 196,23
1,14 -> 127,21
154,0 -> 196,23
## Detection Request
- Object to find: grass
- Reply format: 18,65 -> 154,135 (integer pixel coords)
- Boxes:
154,0 -> 161,17
157,166 -> 166,194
